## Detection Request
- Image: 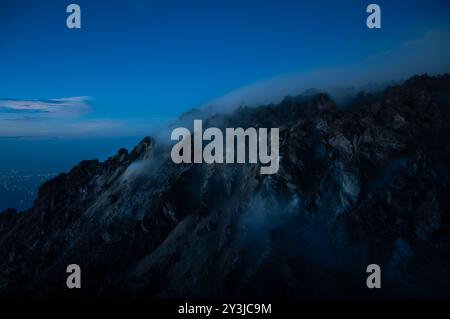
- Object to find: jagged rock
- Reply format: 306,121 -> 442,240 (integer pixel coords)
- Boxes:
415,191 -> 442,240
0,74 -> 449,298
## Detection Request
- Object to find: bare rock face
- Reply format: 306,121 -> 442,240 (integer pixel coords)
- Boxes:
1,74 -> 450,298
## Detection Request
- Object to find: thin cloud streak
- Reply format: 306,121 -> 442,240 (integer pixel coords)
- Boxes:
0,96 -> 91,116
0,117 -> 174,138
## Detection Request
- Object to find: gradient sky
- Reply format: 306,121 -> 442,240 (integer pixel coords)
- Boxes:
1,0 -> 450,137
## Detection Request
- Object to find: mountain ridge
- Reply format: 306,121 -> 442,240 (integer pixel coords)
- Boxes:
1,74 -> 450,298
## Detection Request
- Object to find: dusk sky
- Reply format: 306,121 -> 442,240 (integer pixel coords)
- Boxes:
1,0 -> 450,137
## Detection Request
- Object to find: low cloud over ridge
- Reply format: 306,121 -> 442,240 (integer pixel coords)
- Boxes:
206,28 -> 450,112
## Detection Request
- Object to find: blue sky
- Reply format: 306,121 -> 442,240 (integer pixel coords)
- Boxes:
1,0 -> 450,137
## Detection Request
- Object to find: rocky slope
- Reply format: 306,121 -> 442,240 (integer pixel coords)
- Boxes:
1,74 -> 450,298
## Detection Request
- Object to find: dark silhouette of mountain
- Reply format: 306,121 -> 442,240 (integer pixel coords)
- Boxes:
1,74 -> 450,298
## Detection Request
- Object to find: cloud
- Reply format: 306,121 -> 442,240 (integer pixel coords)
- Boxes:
0,93 -> 176,138
206,28 -> 450,111
4,28 -> 449,138
0,96 -> 91,117
1,116 -> 43,122
0,116 -> 173,138
0,118 -> 119,138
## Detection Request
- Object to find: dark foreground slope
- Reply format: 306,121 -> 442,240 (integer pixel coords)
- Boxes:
1,75 -> 450,298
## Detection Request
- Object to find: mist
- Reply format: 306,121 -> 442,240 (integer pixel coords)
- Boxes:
204,28 -> 450,112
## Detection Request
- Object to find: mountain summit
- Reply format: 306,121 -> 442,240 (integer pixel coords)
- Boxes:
1,74 -> 450,298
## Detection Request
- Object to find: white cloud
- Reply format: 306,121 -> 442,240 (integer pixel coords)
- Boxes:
0,116 -> 173,138
0,96 -> 91,116
0,94 -> 176,138
206,28 -> 450,112
3,28 -> 449,138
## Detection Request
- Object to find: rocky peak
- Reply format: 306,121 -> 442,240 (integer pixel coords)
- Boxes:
0,74 -> 449,298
